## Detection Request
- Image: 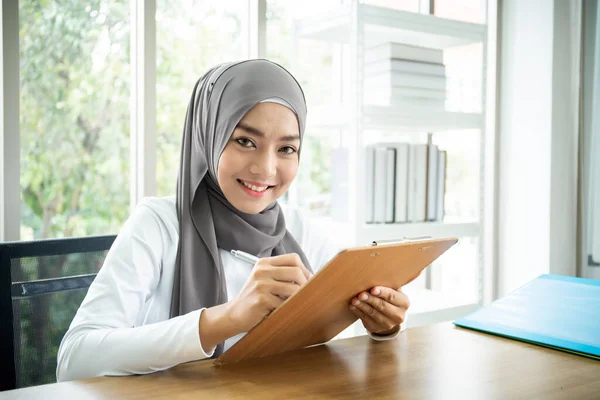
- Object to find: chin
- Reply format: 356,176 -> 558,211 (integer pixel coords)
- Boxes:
235,201 -> 272,215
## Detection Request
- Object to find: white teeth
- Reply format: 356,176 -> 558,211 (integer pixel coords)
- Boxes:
241,181 -> 269,192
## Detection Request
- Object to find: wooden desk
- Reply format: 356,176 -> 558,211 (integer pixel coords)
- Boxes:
2,323 -> 599,399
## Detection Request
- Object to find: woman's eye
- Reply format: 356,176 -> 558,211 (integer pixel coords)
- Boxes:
280,146 -> 297,155
235,138 -> 255,148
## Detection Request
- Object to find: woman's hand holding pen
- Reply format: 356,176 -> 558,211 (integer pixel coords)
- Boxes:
199,252 -> 311,353
227,253 -> 313,333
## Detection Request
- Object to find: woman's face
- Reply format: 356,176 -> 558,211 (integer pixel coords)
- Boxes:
217,102 -> 301,214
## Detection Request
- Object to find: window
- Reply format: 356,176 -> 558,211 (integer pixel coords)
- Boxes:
266,0 -> 340,217
433,129 -> 480,222
431,236 -> 480,304
20,0 -> 130,239
155,0 -> 249,196
16,1 -> 130,387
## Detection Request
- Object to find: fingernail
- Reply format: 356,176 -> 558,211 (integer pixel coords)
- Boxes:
372,287 -> 381,295
360,293 -> 368,301
352,298 -> 360,306
349,305 -> 356,311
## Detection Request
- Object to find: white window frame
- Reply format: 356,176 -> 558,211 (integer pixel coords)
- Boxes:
130,0 -> 157,210
248,0 -> 267,59
0,0 -> 19,242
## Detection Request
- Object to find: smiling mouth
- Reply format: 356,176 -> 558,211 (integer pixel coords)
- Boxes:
237,179 -> 275,197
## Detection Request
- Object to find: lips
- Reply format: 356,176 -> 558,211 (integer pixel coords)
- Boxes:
238,180 -> 271,191
237,179 -> 274,198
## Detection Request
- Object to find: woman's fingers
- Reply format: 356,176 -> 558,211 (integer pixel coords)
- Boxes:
349,287 -> 410,332
262,292 -> 285,313
349,304 -> 387,333
350,297 -> 399,331
262,253 -> 313,280
369,287 -> 410,309
255,266 -> 308,286
265,280 -> 302,299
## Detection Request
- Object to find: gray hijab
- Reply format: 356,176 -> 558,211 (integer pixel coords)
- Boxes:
171,60 -> 313,358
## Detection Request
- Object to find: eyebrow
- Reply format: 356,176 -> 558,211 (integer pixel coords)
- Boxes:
236,122 -> 300,142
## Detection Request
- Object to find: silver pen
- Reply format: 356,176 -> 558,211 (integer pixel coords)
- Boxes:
231,249 -> 260,265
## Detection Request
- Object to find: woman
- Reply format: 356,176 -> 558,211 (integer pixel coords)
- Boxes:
56,60 -> 411,382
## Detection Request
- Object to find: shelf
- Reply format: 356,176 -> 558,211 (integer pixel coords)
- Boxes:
295,2 -> 489,311
307,104 -> 483,132
363,106 -> 482,131
357,221 -> 479,245
295,4 -> 486,49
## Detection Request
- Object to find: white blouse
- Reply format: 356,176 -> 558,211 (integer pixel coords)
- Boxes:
56,196 -> 399,382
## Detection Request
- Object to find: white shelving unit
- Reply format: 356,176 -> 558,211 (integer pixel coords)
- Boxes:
308,104 -> 483,132
293,1 -> 491,330
296,4 -> 485,48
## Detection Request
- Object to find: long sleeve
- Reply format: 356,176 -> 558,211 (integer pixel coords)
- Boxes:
56,202 -> 213,382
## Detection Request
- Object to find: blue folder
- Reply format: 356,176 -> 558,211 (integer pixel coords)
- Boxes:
454,274 -> 600,360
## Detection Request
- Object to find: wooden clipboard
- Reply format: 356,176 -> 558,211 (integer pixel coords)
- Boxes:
214,236 -> 458,366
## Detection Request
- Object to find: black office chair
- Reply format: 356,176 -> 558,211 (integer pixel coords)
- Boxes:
0,235 -> 116,391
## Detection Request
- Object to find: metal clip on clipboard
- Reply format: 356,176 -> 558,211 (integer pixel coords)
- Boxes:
371,236 -> 432,246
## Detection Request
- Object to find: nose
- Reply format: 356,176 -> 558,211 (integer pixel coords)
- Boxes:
249,150 -> 276,179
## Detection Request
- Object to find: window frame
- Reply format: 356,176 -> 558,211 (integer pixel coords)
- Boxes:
130,0 -> 157,211
0,0 -> 20,242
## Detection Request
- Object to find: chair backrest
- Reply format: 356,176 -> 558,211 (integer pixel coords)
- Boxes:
0,235 -> 116,391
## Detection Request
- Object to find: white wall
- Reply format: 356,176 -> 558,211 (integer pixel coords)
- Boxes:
496,0 -> 579,297
549,0 -> 580,279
